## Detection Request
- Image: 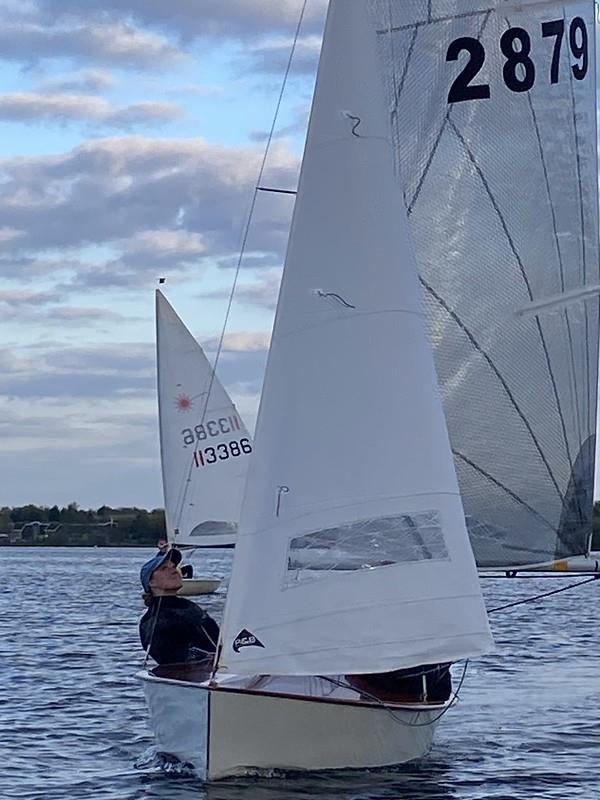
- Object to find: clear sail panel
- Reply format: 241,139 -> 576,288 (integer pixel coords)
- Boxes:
286,511 -> 449,586
371,0 -> 599,567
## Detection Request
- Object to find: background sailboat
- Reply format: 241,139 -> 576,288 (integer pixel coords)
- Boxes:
140,1 -> 492,778
374,0 -> 599,571
155,290 -> 253,594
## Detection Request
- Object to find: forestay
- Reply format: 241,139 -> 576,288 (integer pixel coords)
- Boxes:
156,290 -> 252,548
372,0 -> 599,567
219,0 -> 492,677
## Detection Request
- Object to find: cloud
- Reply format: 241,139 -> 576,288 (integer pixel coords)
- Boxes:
0,348 -> 35,374
249,104 -> 310,143
203,268 -> 281,310
0,256 -> 90,281
202,330 -> 271,353
43,306 -> 130,325
39,68 -> 115,94
0,393 -> 162,506
0,136 -> 298,287
0,288 -> 62,306
0,335 -> 266,423
244,34 -> 321,75
198,331 -> 270,397
67,230 -> 208,289
0,18 -> 183,69
0,342 -> 154,402
35,0 -> 329,41
0,92 -> 183,129
44,344 -> 154,376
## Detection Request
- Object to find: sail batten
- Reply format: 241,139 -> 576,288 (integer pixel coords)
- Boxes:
219,0 -> 492,677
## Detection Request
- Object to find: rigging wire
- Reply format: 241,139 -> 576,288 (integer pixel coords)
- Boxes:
319,660 -> 469,728
172,0 -> 309,535
487,574 -> 598,614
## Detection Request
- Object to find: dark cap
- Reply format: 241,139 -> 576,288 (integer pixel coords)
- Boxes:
140,547 -> 182,593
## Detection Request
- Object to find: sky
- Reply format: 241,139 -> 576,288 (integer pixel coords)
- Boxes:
0,0 -> 328,509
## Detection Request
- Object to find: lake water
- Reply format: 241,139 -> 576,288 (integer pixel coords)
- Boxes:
2,547 -> 600,800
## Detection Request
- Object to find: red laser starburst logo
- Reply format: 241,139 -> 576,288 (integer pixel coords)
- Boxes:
175,393 -> 193,412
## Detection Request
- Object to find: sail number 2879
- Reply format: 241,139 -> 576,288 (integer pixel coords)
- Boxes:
447,17 -> 588,103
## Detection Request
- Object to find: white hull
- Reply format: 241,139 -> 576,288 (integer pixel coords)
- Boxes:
177,578 -> 220,596
138,670 -> 443,780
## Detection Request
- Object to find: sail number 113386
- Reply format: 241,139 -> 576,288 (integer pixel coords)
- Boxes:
193,438 -> 252,468
447,17 -> 588,103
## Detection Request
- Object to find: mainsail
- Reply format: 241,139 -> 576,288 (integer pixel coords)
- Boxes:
371,0 -> 599,567
156,290 -> 252,548
219,0 -> 492,677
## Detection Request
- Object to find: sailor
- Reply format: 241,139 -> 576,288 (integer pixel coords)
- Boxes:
139,547 -> 219,665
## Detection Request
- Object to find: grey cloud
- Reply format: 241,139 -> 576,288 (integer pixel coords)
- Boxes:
44,306 -> 129,324
0,288 -> 62,306
216,253 -> 282,270
249,105 -> 310,143
0,20 -> 183,69
0,256 -> 91,281
202,270 -> 281,311
244,35 -> 321,75
44,344 -> 154,376
0,93 -> 184,129
0,348 -> 34,373
206,350 -> 267,397
0,338 -> 265,403
105,102 -> 184,129
0,371 -> 153,398
0,342 -> 154,399
0,437 -> 162,508
0,136 -> 298,286
36,0 -> 328,41
39,69 -> 116,94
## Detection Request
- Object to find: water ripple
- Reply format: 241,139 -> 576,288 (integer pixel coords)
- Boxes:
2,547 -> 600,800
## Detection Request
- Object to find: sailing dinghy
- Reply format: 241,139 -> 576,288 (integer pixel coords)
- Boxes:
139,1 -> 494,777
156,290 -> 253,595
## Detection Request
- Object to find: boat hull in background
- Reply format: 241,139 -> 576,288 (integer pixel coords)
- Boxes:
479,552 -> 600,577
138,670 -> 442,780
177,578 -> 221,596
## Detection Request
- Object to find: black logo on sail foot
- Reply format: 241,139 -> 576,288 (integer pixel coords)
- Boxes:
233,629 -> 265,653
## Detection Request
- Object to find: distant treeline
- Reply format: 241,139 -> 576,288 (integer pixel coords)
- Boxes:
2,501 -> 600,550
0,503 -> 165,547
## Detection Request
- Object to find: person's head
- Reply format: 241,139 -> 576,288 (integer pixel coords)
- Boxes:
140,548 -> 183,597
157,538 -> 169,553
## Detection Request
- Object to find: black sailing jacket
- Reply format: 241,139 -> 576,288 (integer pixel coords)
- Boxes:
139,595 -> 219,664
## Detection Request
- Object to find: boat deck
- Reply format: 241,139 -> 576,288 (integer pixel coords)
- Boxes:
147,663 -> 449,707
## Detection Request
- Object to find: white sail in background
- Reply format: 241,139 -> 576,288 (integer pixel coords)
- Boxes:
373,0 -> 599,567
219,1 -> 492,677
156,290 -> 252,548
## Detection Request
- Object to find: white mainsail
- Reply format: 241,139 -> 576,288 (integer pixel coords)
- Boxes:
374,0 -> 599,568
219,0 -> 492,677
156,290 -> 252,548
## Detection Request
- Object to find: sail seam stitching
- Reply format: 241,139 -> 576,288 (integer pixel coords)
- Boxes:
420,276 -> 565,504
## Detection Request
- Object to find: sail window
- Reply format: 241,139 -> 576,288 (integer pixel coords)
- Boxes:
285,511 -> 449,586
